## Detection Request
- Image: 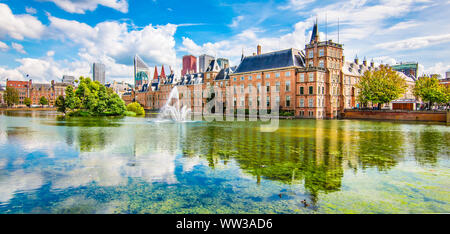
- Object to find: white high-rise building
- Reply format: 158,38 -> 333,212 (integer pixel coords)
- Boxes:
93,63 -> 106,84
199,54 -> 214,73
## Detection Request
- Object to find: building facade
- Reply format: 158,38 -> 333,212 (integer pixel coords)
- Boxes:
182,55 -> 197,76
392,62 -> 419,80
93,63 -> 106,85
6,79 -> 32,105
125,21 -> 417,118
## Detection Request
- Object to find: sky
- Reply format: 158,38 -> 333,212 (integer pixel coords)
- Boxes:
0,0 -> 450,85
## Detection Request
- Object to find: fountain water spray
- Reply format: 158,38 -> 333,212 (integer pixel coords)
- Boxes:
157,86 -> 191,122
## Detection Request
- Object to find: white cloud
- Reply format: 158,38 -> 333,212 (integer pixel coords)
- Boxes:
48,15 -> 178,67
11,42 -> 26,54
25,6 -> 37,14
0,41 -> 8,51
278,0 -> 316,10
421,62 -> 450,77
43,0 -> 129,14
377,33 -> 450,51
229,16 -> 244,28
0,3 -> 45,40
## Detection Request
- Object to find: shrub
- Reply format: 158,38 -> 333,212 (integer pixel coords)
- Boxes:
126,102 -> 145,116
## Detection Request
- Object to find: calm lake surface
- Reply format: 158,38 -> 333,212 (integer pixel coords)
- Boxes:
0,110 -> 449,214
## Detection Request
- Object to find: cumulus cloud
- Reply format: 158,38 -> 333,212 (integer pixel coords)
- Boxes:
46,50 -> 55,57
11,42 -> 26,54
43,0 -> 129,14
0,4 -> 45,40
377,33 -> 450,51
229,16 -> 244,28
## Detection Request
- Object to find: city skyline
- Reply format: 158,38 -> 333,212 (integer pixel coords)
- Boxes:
0,0 -> 450,85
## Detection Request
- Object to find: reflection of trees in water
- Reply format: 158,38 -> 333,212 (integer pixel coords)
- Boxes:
181,120 -> 345,204
356,123 -> 404,171
78,127 -> 107,152
412,127 -> 449,166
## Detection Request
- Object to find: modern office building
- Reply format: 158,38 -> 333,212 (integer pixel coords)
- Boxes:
391,62 -> 419,80
134,55 -> 150,89
199,54 -> 214,73
217,58 -> 230,69
93,63 -> 106,84
182,55 -> 197,76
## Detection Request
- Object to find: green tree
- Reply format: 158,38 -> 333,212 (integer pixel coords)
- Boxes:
3,87 -> 19,107
39,96 -> 48,107
413,75 -> 448,109
24,97 -> 31,107
55,95 -> 66,113
127,102 -> 145,116
59,77 -> 126,116
356,65 -> 407,109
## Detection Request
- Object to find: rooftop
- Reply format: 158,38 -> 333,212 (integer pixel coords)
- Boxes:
234,48 -> 305,74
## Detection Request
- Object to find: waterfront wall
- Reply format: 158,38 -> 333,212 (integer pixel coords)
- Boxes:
342,109 -> 448,123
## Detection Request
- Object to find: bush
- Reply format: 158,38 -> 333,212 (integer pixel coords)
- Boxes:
124,111 -> 137,117
126,102 -> 145,116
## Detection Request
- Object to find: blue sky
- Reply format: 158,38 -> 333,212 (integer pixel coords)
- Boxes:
0,0 -> 450,84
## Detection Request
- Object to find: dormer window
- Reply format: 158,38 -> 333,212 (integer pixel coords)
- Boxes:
309,51 -> 314,58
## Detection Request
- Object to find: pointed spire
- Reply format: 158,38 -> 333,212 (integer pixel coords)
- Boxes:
160,65 -> 166,78
241,48 -> 244,61
310,18 -> 319,44
153,65 -> 159,80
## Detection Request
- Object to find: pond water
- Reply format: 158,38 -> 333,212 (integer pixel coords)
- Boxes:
0,110 -> 449,214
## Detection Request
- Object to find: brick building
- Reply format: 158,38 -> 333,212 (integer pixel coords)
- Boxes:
6,79 -> 32,105
128,21 -> 416,118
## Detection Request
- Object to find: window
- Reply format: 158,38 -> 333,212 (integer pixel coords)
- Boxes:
266,96 -> 270,107
257,74 -> 261,79
257,83 -> 261,92
309,73 -> 314,82
308,98 -> 313,107
248,84 -> 252,93
233,84 -> 237,93
285,71 -> 291,77
233,97 -> 237,107
207,73 -> 210,79
300,87 -> 304,95
248,76 -> 252,80
249,97 -> 253,107
266,74 -> 270,78
240,84 -> 244,93
319,49 -> 324,57
233,77 -> 237,81
309,50 -> 314,58
286,96 -> 291,107
275,82 -> 280,92
299,73 -> 304,82
309,86 -> 313,95
241,76 -> 244,81
285,81 -> 290,91
240,97 -> 245,107
275,73 -> 280,78
299,99 -> 304,107
276,96 -> 280,106
309,111 -> 314,117
266,82 -> 270,92
319,60 -> 324,68
309,61 -> 313,67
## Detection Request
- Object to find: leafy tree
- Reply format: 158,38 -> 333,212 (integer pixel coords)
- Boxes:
127,102 -> 145,116
24,97 -> 31,107
39,96 -> 49,107
55,95 -> 66,113
3,87 -> 19,107
356,65 -> 407,109
413,75 -> 448,109
59,77 -> 126,116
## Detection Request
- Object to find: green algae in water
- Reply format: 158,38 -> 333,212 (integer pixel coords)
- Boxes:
0,112 -> 449,214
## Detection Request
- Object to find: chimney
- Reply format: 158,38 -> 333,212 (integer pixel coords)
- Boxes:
370,60 -> 375,67
257,45 -> 261,55
363,59 -> 367,66
354,56 -> 359,64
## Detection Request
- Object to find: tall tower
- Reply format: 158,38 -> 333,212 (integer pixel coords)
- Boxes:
304,19 -> 344,119
93,63 -> 106,85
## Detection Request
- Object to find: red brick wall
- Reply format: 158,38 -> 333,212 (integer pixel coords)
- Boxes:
342,110 -> 447,122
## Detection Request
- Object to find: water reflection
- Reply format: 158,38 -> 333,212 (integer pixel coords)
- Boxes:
0,111 -> 449,213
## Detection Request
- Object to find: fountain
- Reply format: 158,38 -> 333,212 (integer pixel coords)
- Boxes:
157,86 -> 191,122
